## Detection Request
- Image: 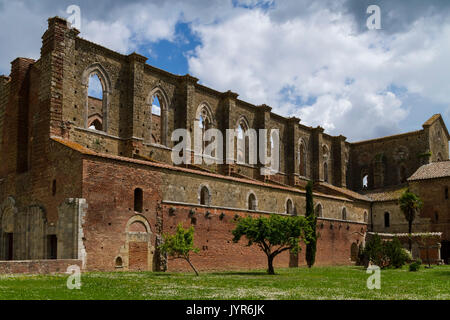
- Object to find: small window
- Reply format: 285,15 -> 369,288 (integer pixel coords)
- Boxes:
47,235 -> 57,260
364,211 -> 368,223
115,256 -> 123,268
134,188 -> 143,213
445,187 -> 448,200
324,162 -> 329,183
315,204 -> 323,217
248,193 -> 257,211
350,243 -> 358,262
200,186 -> 210,206
384,212 -> 390,228
286,199 -> 294,215
299,143 -> 306,176
6,233 -> 13,260
88,118 -> 103,131
52,180 -> 57,196
435,211 -> 439,222
342,207 -> 347,220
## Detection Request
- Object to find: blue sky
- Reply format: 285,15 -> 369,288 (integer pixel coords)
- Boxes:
1,0 -> 450,144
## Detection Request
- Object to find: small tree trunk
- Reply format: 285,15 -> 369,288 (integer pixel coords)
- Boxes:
267,254 -> 275,275
185,257 -> 199,276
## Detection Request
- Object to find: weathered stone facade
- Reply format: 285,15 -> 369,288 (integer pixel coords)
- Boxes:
0,17 -> 448,273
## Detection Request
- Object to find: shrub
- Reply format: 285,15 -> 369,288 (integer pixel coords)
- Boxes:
384,238 -> 410,268
409,260 -> 421,272
362,235 -> 409,269
362,235 -> 388,267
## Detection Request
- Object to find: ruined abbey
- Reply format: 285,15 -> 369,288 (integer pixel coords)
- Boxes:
0,17 -> 448,273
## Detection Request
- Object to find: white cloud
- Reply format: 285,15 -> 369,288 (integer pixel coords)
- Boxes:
187,7 -> 450,141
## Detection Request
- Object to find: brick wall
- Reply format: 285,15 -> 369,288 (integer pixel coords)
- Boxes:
0,259 -> 81,274
79,155 -> 366,272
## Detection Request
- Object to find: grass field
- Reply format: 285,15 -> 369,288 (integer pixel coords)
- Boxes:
0,265 -> 449,300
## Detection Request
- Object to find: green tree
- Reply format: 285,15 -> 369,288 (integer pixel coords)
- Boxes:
399,189 -> 423,250
305,181 -> 317,268
159,223 -> 200,276
232,214 -> 311,275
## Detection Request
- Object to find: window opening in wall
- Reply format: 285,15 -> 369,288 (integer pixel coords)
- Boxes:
47,235 -> 57,259
286,199 -> 294,215
384,212 -> 390,228
248,193 -> 257,211
134,188 -> 143,213
200,186 -> 210,206
87,74 -> 103,131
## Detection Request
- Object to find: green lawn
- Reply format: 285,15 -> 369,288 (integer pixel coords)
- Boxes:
0,265 -> 449,300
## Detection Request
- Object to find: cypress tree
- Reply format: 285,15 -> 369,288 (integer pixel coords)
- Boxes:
305,181 -> 317,268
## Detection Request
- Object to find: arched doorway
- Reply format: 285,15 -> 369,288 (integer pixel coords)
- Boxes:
125,215 -> 154,271
350,243 -> 358,262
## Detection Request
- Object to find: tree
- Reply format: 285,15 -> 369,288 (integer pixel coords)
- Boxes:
159,223 -> 200,276
399,189 -> 423,250
305,181 -> 317,268
232,214 -> 311,275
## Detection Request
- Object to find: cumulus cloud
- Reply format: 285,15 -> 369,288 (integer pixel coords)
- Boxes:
187,5 -> 450,141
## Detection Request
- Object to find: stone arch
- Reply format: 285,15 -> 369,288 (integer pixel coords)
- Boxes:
198,184 -> 211,206
285,197 -> 294,215
298,138 -> 307,177
146,86 -> 170,146
236,116 -> 252,164
342,207 -> 347,220
0,197 -> 21,260
315,203 -> 323,218
123,215 -> 154,271
247,190 -> 258,211
87,113 -> 103,130
81,63 -> 111,132
0,196 -> 16,233
350,242 -> 358,262
115,256 -> 123,268
194,102 -> 215,155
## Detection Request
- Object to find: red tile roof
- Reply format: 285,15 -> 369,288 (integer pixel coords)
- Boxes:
363,186 -> 408,202
51,137 -> 353,202
408,160 -> 450,181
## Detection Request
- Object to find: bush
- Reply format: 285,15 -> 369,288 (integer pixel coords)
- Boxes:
409,260 -> 421,272
362,235 -> 409,269
384,238 -> 410,268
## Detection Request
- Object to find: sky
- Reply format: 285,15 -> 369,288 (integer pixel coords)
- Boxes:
1,0 -> 450,142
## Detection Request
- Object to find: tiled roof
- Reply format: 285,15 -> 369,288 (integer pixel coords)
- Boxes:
408,160 -> 450,181
51,137 -> 351,202
363,186 -> 408,202
314,182 -> 372,202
